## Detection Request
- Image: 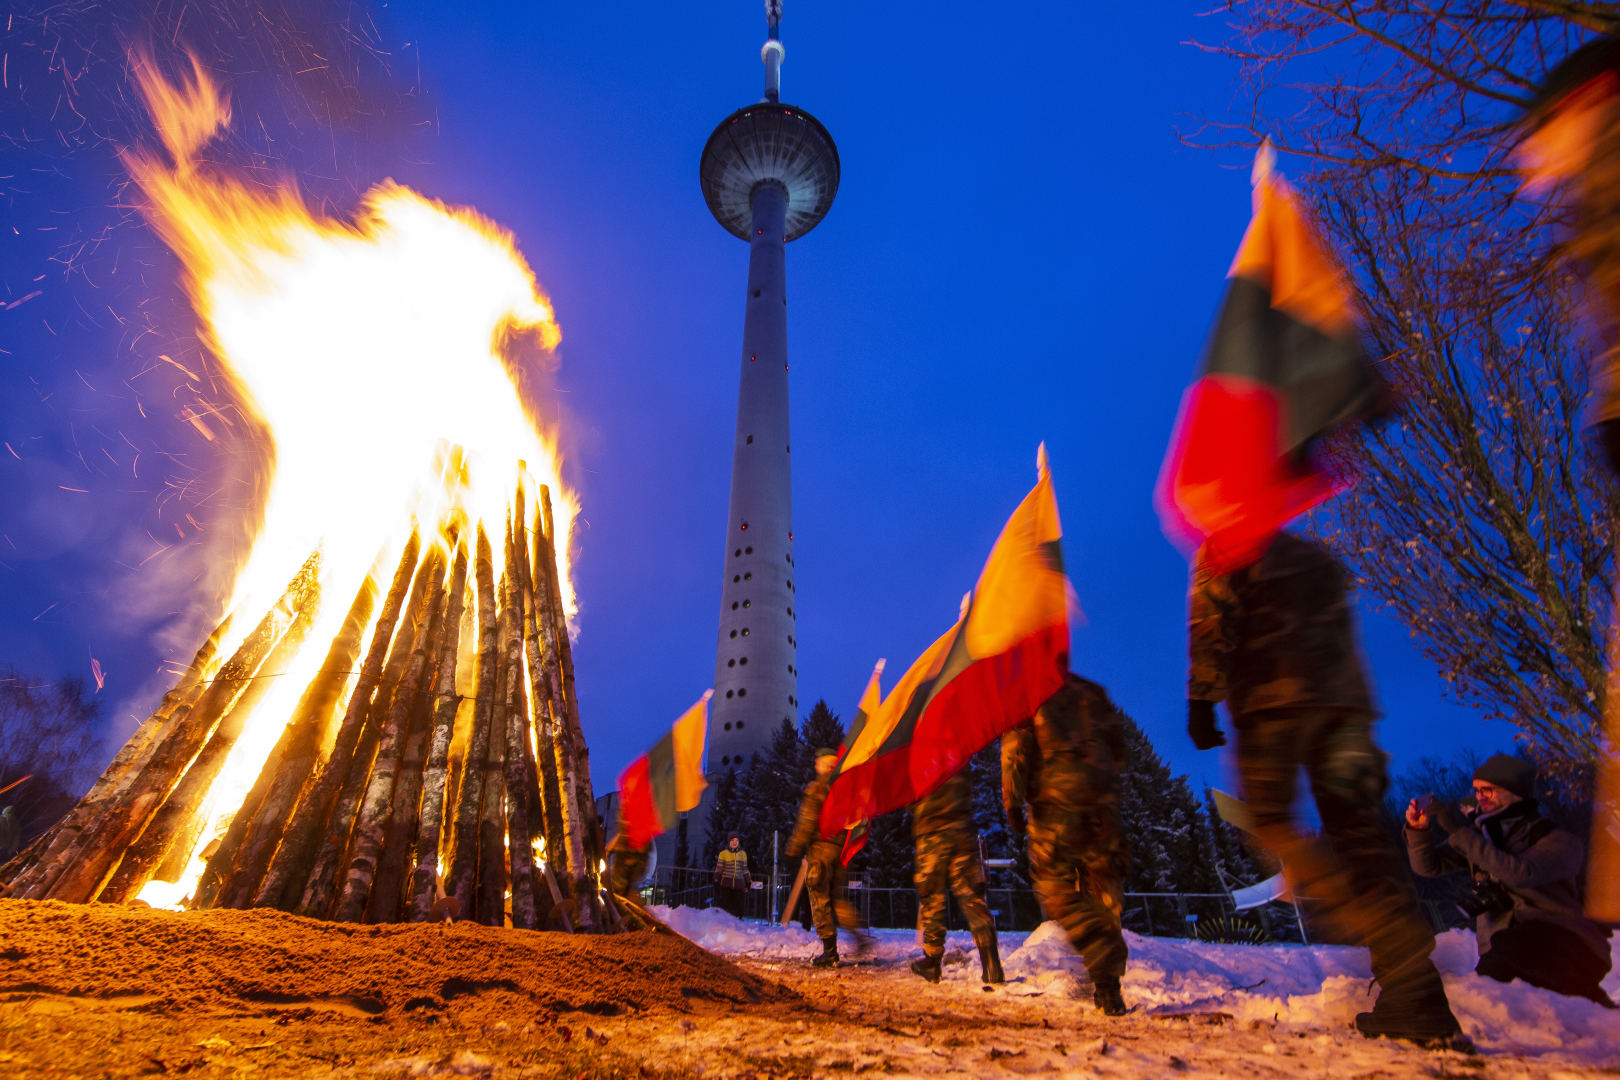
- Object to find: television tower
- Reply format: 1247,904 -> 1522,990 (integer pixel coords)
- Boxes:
701,1 -> 839,773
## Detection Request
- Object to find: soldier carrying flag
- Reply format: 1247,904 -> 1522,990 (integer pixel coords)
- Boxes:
785,747 -> 871,967
1172,153 -> 1468,1051
909,764 -> 1002,985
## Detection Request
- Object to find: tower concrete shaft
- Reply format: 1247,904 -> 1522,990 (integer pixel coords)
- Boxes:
710,180 -> 796,771
699,3 -> 837,774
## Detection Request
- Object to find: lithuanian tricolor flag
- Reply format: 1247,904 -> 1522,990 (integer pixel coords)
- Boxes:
616,691 -> 712,850
1158,150 -> 1387,572
837,660 -> 886,864
819,461 -> 1069,837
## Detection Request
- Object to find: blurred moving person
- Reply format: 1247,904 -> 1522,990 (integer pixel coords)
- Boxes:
1188,530 -> 1470,1050
909,766 -> 1001,985
1003,672 -> 1130,1015
785,748 -> 871,967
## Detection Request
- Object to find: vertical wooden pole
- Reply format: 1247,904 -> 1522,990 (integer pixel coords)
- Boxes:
406,543 -> 469,921
445,526 -> 499,916
253,533 -> 420,910
332,548 -> 446,922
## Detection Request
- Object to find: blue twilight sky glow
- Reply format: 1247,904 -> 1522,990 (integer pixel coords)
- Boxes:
0,1 -> 1509,802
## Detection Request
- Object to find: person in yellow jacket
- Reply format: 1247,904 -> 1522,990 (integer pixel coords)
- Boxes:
713,832 -> 751,918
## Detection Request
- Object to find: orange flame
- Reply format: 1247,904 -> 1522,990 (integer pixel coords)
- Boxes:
124,52 -> 579,906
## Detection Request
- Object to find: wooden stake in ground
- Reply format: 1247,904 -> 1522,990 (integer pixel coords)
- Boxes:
332,547 -> 446,922
406,543 -> 469,922
368,542 -> 455,922
475,559 -> 514,928
101,568 -> 323,904
296,544 -> 440,918
516,498 -> 568,886
538,486 -> 601,927
502,514 -> 540,930
446,526 -> 499,917
34,552 -> 320,904
202,571 -> 379,910
253,533 -> 420,910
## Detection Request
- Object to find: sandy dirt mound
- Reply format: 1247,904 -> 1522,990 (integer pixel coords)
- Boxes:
0,899 -> 785,1023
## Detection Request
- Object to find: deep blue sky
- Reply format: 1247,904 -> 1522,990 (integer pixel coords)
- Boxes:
0,1 -> 1509,801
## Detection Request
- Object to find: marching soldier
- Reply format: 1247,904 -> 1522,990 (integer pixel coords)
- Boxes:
909,767 -> 1002,984
1188,529 -> 1469,1050
785,747 -> 870,967
1003,672 -> 1130,1015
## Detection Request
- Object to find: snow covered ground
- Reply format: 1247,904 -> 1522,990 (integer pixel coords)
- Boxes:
654,905 -> 1620,1070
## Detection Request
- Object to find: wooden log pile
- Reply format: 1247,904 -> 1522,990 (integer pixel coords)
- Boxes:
0,482 -> 605,931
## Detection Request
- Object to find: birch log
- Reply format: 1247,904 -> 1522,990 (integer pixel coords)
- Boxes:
406,543 -> 468,921
253,533 -> 419,910
445,526 -> 499,916
331,547 -> 446,922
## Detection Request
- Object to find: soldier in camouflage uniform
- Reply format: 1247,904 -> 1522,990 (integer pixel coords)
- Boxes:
1188,530 -> 1468,1050
1003,672 -> 1130,1015
909,768 -> 1002,984
785,748 -> 870,967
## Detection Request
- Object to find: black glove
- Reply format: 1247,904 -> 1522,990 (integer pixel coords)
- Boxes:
1006,804 -> 1027,835
1188,699 -> 1226,750
1430,801 -> 1467,835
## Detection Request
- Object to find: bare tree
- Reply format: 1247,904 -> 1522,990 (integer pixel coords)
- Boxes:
0,669 -> 102,841
1194,3 -> 1620,788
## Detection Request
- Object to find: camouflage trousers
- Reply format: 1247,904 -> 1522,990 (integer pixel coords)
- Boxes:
1028,807 -> 1129,981
1234,708 -> 1438,989
806,842 -> 864,940
914,828 -> 995,957
606,846 -> 649,900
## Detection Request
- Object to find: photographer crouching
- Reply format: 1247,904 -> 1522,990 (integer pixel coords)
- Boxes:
1404,754 -> 1614,1006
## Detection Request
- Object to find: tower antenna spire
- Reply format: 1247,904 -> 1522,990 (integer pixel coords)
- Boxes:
762,0 -> 785,102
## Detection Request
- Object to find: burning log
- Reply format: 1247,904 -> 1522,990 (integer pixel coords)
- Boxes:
198,571 -> 380,910
100,580 -> 322,904
252,533 -> 420,911
34,553 -> 320,904
368,543 -> 459,922
475,561 -> 514,927
296,543 -> 441,918
516,496 -> 569,890
502,516 -> 540,930
406,543 -> 470,922
331,547 -> 447,923
3,620 -> 228,896
445,526 -> 499,917
536,486 -> 602,926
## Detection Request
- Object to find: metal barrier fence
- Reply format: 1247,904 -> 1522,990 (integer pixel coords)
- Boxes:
638,865 -> 1468,944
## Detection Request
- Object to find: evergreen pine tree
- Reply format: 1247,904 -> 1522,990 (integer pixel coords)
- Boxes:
800,699 -> 845,753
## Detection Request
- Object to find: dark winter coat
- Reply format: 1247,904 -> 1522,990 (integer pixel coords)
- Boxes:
1405,799 -> 1610,962
1188,531 -> 1374,717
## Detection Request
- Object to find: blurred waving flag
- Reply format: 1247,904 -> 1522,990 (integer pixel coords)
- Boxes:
821,453 -> 1069,838
616,691 -> 712,849
837,660 -> 886,865
1157,147 -> 1387,572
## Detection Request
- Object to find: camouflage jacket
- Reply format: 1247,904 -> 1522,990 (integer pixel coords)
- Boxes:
785,775 -> 843,859
1188,532 -> 1374,717
911,770 -> 973,841
1002,673 -> 1125,825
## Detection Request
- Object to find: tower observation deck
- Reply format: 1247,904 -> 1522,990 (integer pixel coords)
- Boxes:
702,1 -> 839,774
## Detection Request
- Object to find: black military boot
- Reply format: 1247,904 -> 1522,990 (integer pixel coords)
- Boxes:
1355,971 -> 1473,1052
1092,977 -> 1127,1016
974,930 -> 1004,985
909,952 -> 943,983
811,936 -> 839,968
